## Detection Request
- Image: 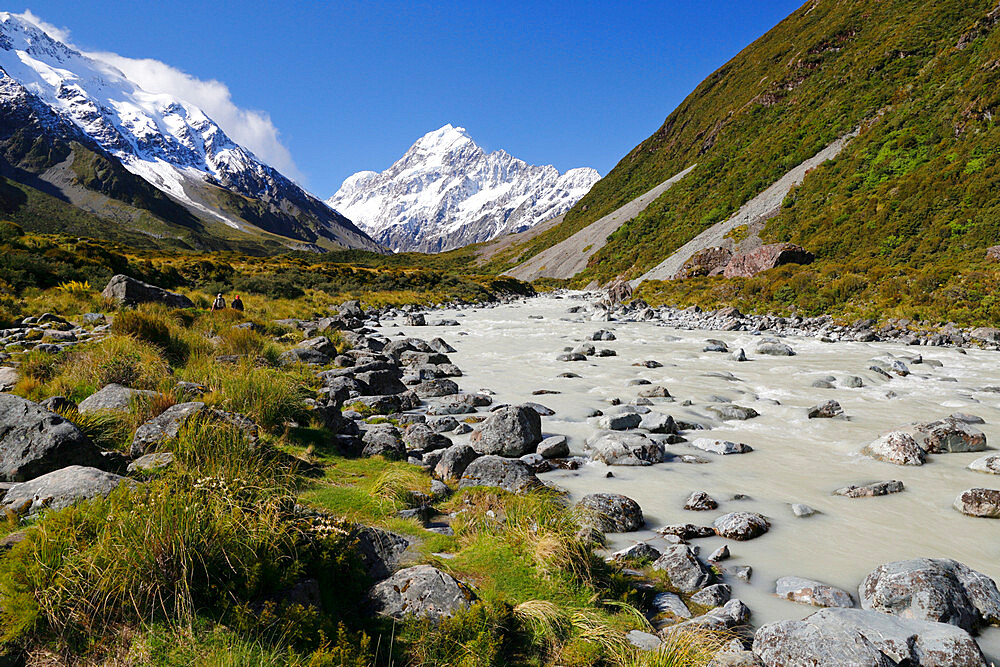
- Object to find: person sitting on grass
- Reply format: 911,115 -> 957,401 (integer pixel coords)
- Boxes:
211,293 -> 226,311
231,295 -> 244,312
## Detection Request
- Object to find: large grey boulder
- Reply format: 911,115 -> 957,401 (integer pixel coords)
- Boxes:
537,435 -> 569,459
576,493 -> 644,532
775,576 -> 855,608
470,406 -> 542,457
102,274 -> 194,309
753,608 -> 986,666
0,394 -> 105,482
360,426 -> 406,460
352,525 -> 411,581
2,465 -> 129,517
651,544 -> 713,592
859,558 -> 1000,633
713,512 -> 770,540
366,564 -> 475,622
667,599 -> 750,633
131,402 -> 206,457
78,384 -> 155,414
587,432 -> 664,465
954,488 -> 1000,518
861,431 -> 927,466
356,370 -> 407,396
755,341 -> 795,356
434,443 -> 478,482
402,423 -> 452,452
412,378 -> 460,398
459,455 -> 540,494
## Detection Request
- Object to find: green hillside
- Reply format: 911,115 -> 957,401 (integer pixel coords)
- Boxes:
493,0 -> 1000,323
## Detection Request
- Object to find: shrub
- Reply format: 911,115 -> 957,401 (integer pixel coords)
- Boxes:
216,327 -> 281,365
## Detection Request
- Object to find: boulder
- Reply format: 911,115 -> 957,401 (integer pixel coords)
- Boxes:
968,454 -> 1000,475
713,512 -> 770,540
402,423 -> 452,452
360,427 -> 406,460
691,583 -> 732,608
130,402 -> 206,457
598,413 -> 642,430
459,456 -> 540,494
279,347 -> 331,366
352,525 -> 410,581
356,370 -> 407,396
861,431 -> 927,466
692,438 -> 753,455
78,384 -> 155,413
860,558 -> 1000,633
673,246 -> 733,279
587,432 -> 664,466
754,341 -> 796,357
537,435 -> 569,459
576,493 -> 644,532
807,400 -> 843,419
639,413 -> 677,434
2,465 -> 129,517
0,366 -> 17,391
723,243 -> 814,278
611,542 -> 661,564
954,488 -> 1000,518
753,608 -> 986,666
413,378 -> 460,398
776,576 -> 855,608
470,406 -> 541,457
127,452 -> 175,474
684,491 -> 718,511
366,565 -> 475,622
0,394 -> 104,482
912,418 -> 987,453
706,404 -> 759,421
101,274 -> 194,309
651,544 -> 713,592
651,591 -> 693,619
834,480 -> 904,498
434,444 -> 479,482
667,599 -> 750,633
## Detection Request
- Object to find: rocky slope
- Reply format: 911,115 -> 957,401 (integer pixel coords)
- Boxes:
327,124 -> 600,253
486,0 -> 1000,318
0,12 -> 381,252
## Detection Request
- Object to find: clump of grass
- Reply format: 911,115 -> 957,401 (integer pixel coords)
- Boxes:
49,335 -> 172,399
215,327 -> 282,365
110,310 -> 172,348
368,467 -> 429,509
54,280 -> 92,295
192,362 -> 309,430
18,349 -> 62,382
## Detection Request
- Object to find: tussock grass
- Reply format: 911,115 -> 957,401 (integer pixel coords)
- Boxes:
46,335 -> 171,399
187,361 -> 309,430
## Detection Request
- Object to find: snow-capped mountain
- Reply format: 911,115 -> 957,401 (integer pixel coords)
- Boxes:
327,125 -> 600,253
0,12 -> 380,251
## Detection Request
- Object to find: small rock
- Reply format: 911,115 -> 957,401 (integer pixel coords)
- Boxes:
684,491 -> 719,511
834,480 -> 904,498
775,576 -> 855,608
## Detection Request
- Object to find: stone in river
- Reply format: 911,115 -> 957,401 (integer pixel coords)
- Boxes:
912,417 -> 987,454
776,576 -> 855,608
755,341 -> 795,356
536,435 -> 569,459
713,512 -> 770,541
753,608 -> 986,666
807,400 -> 843,419
954,488 -> 1000,518
706,404 -> 759,421
587,432 -> 664,466
598,413 -> 642,431
834,481 -> 904,498
651,544 -> 713,593
861,431 -> 927,466
576,493 -> 644,532
791,503 -> 818,517
860,558 -> 1000,633
692,438 -> 753,455
691,583 -> 732,608
684,491 -> 718,511
968,454 -> 1000,475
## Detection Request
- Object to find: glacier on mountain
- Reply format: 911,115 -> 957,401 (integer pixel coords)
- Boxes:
327,125 -> 600,253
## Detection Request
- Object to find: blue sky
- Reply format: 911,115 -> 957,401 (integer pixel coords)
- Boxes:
23,0 -> 803,196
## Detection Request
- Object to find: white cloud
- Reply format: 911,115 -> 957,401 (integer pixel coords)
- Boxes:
14,10 -> 304,182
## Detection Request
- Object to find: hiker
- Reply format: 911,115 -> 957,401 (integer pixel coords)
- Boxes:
231,295 -> 244,312
211,293 -> 226,311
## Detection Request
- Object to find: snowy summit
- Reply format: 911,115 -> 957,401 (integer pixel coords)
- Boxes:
327,125 -> 601,253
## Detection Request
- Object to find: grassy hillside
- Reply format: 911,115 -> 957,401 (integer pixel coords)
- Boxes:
489,0 -> 1000,323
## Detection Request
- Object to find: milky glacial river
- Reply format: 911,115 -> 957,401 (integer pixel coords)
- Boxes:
386,294 -> 1000,657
